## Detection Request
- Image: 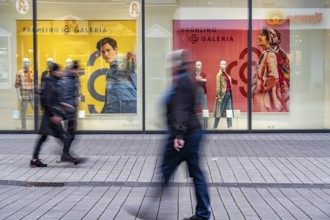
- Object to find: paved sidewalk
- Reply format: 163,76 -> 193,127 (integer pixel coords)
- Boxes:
0,133 -> 329,219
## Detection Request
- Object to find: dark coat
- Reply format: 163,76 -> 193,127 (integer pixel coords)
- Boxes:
165,70 -> 201,139
38,74 -> 66,138
59,69 -> 79,113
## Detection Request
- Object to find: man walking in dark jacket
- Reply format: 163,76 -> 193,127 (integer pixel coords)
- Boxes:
128,50 -> 210,220
30,63 -> 68,167
162,49 -> 210,220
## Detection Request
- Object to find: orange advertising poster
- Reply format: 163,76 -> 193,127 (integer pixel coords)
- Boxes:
16,20 -> 137,114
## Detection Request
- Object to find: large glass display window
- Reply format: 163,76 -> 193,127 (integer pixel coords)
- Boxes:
0,0 -> 34,131
29,0 -> 143,131
145,0 -> 249,131
1,0 -> 329,133
251,0 -> 330,130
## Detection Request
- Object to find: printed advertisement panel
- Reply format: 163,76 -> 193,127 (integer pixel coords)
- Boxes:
17,20 -> 137,115
173,19 -> 290,113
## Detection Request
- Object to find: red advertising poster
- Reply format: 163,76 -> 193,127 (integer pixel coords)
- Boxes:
173,20 -> 290,113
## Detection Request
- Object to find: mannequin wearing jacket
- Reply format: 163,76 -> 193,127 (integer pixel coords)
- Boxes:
40,58 -> 54,92
15,58 -> 34,129
195,61 -> 209,128
213,60 -> 233,129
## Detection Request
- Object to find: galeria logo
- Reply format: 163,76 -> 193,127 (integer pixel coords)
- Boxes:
189,34 -> 199,44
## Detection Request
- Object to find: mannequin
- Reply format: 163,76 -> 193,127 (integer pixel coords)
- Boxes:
195,61 -> 209,128
15,58 -> 34,129
65,58 -> 72,69
40,58 -> 54,89
213,60 -> 233,129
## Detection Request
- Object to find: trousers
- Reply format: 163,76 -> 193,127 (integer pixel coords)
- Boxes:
20,91 -> 34,129
102,100 -> 137,113
161,129 -> 210,219
213,91 -> 232,128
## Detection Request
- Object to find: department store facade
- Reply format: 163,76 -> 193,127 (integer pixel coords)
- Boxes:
0,0 -> 329,133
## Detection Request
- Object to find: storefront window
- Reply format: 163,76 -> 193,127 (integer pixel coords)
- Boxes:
31,0 -> 143,131
0,0 -> 33,130
145,0 -> 249,131
1,0 -> 329,133
252,0 -> 330,129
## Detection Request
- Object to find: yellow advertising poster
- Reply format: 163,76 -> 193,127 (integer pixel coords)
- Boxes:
16,20 -> 137,114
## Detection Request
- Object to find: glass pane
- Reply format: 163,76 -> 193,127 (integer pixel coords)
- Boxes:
33,0 -> 143,131
251,0 -> 330,129
145,0 -> 249,131
0,0 -> 34,130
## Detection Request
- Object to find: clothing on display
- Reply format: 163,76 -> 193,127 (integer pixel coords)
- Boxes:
15,58 -> 34,129
213,60 -> 233,129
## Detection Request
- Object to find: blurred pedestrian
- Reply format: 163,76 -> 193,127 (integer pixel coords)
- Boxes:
30,63 -> 67,167
30,62 -> 83,167
162,49 -> 210,220
127,50 -> 210,220
59,60 -> 83,163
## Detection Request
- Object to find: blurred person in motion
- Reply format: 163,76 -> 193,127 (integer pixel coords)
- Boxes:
58,60 -> 84,163
129,49 -> 210,220
162,49 -> 210,220
30,63 -> 82,167
30,63 -> 65,167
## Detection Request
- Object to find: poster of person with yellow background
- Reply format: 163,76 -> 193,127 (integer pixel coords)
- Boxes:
16,19 -> 137,114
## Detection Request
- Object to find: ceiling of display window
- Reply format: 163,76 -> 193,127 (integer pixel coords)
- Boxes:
0,0 -> 133,5
0,0 -> 329,7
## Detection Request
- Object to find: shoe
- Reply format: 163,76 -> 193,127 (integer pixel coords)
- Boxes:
183,215 -> 208,220
61,153 -> 78,163
30,159 -> 47,168
61,154 -> 87,165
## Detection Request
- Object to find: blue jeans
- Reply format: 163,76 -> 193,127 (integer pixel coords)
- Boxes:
213,91 -> 232,128
162,129 -> 210,219
101,100 -> 137,113
196,88 -> 208,128
20,90 -> 34,129
196,88 -> 208,110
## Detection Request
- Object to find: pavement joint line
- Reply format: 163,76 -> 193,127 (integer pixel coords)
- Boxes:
0,180 -> 329,189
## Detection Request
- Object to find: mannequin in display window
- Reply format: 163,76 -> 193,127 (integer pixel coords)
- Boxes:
195,61 -> 209,128
15,58 -> 34,129
40,58 -> 54,91
65,58 -> 82,103
213,60 -> 233,129
65,58 -> 72,69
